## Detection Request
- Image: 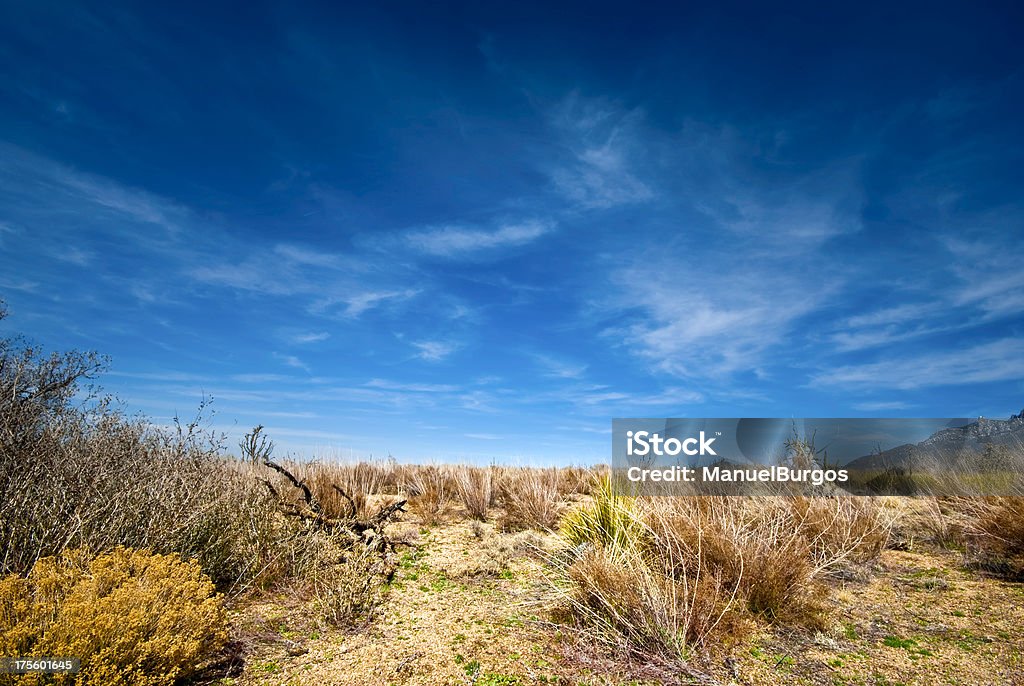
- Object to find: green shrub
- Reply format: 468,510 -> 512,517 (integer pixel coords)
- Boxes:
560,474 -> 644,556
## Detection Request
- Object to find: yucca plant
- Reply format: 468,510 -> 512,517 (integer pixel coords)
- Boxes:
560,473 -> 646,558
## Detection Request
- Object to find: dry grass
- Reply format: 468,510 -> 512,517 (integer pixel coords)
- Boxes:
557,465 -> 595,497
498,467 -> 564,531
405,464 -> 454,525
959,495 -> 1024,578
452,465 -> 493,521
789,495 -> 893,573
553,475 -> 893,663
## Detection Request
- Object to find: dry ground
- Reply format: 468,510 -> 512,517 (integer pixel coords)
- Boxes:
224,515 -> 1024,686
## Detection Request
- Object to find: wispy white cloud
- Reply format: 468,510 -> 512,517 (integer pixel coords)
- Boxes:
291,331 -> 331,344
404,220 -> 552,257
190,262 -> 272,292
812,338 -> 1024,389
231,373 -> 293,383
944,234 -> 1024,318
456,389 -> 497,411
534,354 -> 587,379
677,123 -> 864,252
549,93 -> 653,209
107,370 -> 211,383
539,383 -> 704,407
555,423 -> 612,435
338,289 -> 420,317
0,222 -> 17,247
274,352 -> 310,372
61,174 -> 185,231
308,289 -> 420,319
581,386 -> 705,406
411,340 -> 459,362
843,303 -> 943,329
364,379 -> 460,393
852,401 -> 913,411
823,225 -> 1024,355
273,243 -> 348,268
0,276 -> 39,292
0,145 -> 189,236
611,259 -> 832,379
252,426 -> 360,442
55,246 -> 95,267
829,323 -> 962,353
191,251 -> 373,300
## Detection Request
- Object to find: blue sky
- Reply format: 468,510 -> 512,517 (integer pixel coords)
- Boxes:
1,1 -> 1023,463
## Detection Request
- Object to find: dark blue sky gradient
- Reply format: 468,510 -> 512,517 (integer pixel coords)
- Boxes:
1,1 -> 1022,461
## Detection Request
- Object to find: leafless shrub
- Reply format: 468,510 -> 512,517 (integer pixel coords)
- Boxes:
286,531 -> 396,627
789,496 -> 892,574
0,362 -> 284,594
0,306 -> 399,602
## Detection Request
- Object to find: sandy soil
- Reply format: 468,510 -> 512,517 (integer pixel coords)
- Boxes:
223,516 -> 1024,686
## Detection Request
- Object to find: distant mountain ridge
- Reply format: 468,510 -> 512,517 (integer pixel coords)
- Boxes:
846,410 -> 1024,471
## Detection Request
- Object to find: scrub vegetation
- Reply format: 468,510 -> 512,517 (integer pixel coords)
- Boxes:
1,305 -> 1022,684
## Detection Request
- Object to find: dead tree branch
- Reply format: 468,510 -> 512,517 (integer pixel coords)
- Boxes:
242,425 -> 409,545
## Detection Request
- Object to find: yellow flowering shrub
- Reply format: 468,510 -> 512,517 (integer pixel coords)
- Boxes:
0,547 -> 227,685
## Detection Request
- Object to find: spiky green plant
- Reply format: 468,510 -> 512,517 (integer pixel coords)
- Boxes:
560,474 -> 646,558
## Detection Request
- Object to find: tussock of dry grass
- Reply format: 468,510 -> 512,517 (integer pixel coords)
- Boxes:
790,495 -> 893,573
959,495 -> 1024,578
553,475 -> 892,662
557,465 -> 594,498
453,465 -> 493,521
498,467 -> 564,531
405,465 -> 454,525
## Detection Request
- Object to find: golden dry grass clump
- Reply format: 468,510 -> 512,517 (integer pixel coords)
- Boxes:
554,475 -> 891,661
0,547 -> 227,686
453,465 -> 494,521
960,495 -> 1024,578
498,467 -> 564,531
405,464 -> 455,524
